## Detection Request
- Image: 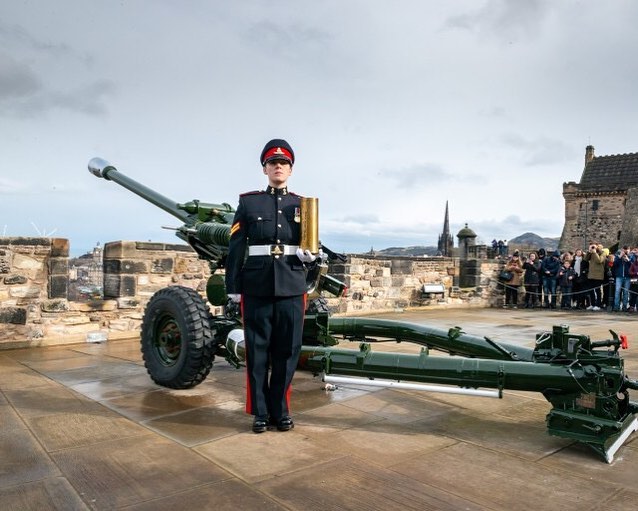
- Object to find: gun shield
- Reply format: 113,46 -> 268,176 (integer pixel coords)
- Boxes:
300,197 -> 319,254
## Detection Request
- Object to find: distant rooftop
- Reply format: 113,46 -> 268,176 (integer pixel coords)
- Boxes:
578,147 -> 638,192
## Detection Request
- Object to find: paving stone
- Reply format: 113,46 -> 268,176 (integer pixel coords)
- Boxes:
540,441 -> 638,488
4,384 -> 106,418
408,408 -> 571,460
143,403 -> 246,446
122,478 -> 285,511
26,409 -> 149,451
338,388 -> 455,423
256,455 -> 485,511
99,386 -> 226,422
41,360 -> 147,386
295,402 -> 385,431
0,427 -> 60,488
391,442 -> 618,510
312,418 -> 458,467
51,434 -> 230,509
0,477 -> 88,510
195,429 -> 345,483
3,309 -> 638,508
0,367 -> 60,391
70,373 -> 164,401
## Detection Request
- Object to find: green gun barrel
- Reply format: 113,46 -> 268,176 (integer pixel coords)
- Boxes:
88,157 -> 190,223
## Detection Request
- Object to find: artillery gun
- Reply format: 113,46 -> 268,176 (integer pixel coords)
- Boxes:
89,157 -> 638,463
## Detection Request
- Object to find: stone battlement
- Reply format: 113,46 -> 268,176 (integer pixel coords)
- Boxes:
0,237 -> 504,349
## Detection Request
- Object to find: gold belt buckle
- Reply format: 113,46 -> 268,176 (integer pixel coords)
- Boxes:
270,244 -> 284,256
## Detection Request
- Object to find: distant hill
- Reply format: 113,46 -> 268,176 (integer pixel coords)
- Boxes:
368,232 -> 559,256
508,232 -> 560,251
374,246 -> 439,257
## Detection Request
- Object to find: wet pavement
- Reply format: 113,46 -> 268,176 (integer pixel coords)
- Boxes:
2,307 -> 638,510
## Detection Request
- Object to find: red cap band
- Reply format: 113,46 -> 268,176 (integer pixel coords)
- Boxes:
262,146 -> 293,164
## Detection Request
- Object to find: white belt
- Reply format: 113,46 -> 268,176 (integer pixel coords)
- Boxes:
248,244 -> 299,256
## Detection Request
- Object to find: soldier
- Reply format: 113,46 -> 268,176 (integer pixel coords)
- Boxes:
225,139 -> 315,433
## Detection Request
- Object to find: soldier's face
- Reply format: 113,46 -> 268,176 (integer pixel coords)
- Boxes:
264,159 -> 292,187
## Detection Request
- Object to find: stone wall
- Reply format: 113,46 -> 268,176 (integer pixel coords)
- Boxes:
0,238 -> 211,349
1,237 -> 508,349
0,237 -> 70,345
560,183 -> 627,250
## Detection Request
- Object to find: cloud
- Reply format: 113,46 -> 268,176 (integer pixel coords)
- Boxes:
0,20 -> 73,56
0,52 -> 41,99
445,0 -> 552,44
340,213 -> 380,224
0,177 -> 87,196
244,21 -> 333,62
0,23 -> 110,118
0,76 -> 116,117
385,163 -> 474,189
500,133 -> 574,166
0,177 -> 30,195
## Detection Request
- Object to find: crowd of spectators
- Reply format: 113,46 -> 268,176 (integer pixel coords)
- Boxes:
500,244 -> 638,311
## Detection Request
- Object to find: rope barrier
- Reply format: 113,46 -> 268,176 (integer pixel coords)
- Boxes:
495,275 -> 638,309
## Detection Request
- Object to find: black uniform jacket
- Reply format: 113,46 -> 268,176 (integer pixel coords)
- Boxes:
225,185 -> 307,297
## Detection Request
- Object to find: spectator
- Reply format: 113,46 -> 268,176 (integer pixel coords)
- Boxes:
629,249 -> 638,311
537,248 -> 547,305
558,259 -> 576,309
541,250 -> 561,309
585,243 -> 606,311
572,248 -> 589,309
603,249 -> 614,309
522,252 -> 541,308
613,246 -> 632,312
504,251 -> 524,308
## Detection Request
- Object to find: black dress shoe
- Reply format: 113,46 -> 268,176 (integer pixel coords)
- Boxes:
252,416 -> 269,433
271,416 -> 294,431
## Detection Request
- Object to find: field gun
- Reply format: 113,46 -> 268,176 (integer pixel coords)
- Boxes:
89,157 -> 638,463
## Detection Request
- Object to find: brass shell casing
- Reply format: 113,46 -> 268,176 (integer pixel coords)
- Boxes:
300,197 -> 319,254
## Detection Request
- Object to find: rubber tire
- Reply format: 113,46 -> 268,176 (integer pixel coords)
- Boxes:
141,286 -> 215,389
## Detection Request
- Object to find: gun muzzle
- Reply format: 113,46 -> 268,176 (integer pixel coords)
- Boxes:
88,157 -> 116,179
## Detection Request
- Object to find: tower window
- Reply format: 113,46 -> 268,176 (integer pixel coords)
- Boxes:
592,200 -> 599,211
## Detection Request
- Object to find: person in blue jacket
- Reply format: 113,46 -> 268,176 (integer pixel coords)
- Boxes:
541,250 -> 561,309
613,246 -> 632,311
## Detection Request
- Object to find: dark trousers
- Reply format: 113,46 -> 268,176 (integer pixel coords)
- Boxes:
630,280 -> 638,308
573,279 -> 588,308
542,276 -> 557,307
242,294 -> 305,419
588,279 -> 604,307
524,284 -> 539,307
560,285 -> 572,308
505,285 -> 518,306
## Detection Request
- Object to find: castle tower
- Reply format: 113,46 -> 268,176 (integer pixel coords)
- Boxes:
437,201 -> 454,256
560,145 -> 638,250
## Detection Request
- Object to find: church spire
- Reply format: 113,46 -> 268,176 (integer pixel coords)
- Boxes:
437,201 -> 453,256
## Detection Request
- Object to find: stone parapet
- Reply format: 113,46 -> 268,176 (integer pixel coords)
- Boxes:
1,237 -> 509,349
0,237 -> 70,345
0,238 -> 211,349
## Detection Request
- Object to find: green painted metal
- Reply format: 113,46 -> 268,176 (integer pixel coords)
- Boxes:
325,317 -> 535,361
90,157 -> 638,462
297,319 -> 638,463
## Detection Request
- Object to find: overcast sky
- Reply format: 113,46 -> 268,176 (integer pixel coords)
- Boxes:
2,1 -> 637,256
